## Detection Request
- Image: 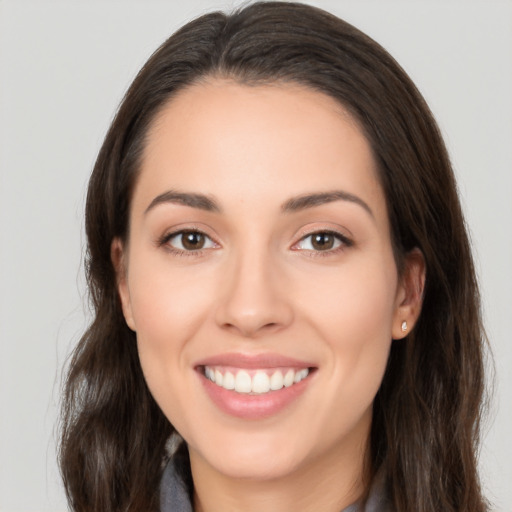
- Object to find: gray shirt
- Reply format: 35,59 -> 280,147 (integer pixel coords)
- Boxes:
160,460 -> 393,512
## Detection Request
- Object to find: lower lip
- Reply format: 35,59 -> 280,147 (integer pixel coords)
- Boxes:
198,370 -> 313,420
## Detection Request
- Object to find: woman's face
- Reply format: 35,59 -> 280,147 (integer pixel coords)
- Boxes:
115,81 -> 420,482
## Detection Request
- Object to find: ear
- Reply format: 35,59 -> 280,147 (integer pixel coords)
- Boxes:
392,248 -> 426,340
111,238 -> 136,331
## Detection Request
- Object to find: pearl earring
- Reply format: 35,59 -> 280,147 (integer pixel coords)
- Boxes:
401,321 -> 408,332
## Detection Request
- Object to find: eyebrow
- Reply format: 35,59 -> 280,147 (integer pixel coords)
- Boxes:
281,190 -> 374,217
144,190 -> 221,214
144,189 -> 373,218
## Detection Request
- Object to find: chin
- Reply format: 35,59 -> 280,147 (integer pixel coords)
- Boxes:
189,429 -> 306,481
209,452 -> 301,482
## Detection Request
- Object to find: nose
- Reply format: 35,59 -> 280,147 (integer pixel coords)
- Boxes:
214,248 -> 294,338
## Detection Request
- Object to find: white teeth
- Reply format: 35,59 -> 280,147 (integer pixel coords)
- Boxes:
251,371 -> 270,393
294,368 -> 309,383
204,366 -> 310,394
283,369 -> 295,387
270,370 -> 284,390
234,370 -> 252,393
223,371 -> 235,390
205,367 -> 215,381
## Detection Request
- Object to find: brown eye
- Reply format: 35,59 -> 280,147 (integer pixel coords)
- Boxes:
181,231 -> 206,250
311,233 -> 335,250
294,231 -> 349,252
165,230 -> 216,252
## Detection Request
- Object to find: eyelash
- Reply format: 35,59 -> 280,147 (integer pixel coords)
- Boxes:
157,229 -> 353,257
292,230 -> 353,257
157,228 -> 218,257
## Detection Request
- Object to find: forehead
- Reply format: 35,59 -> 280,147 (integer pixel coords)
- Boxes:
134,79 -> 386,221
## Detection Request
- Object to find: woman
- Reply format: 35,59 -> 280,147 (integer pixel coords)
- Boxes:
59,2 -> 489,511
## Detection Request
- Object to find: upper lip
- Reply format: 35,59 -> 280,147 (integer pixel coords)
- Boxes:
194,352 -> 315,369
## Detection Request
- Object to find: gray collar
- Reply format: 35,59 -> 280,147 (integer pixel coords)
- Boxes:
160,460 -> 391,512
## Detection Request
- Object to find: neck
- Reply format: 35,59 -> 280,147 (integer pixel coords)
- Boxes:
190,434 -> 368,512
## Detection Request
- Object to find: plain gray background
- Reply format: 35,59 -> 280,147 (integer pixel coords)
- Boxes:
1,1 -> 511,510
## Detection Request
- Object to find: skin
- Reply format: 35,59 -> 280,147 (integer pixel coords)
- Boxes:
113,80 -> 425,512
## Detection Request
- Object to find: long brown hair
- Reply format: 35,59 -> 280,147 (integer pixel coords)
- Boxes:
59,2 -> 489,511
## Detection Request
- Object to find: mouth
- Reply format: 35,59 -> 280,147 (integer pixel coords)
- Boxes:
195,354 -> 317,419
200,365 -> 312,395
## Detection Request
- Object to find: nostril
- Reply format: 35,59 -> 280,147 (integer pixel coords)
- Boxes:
222,320 -> 284,338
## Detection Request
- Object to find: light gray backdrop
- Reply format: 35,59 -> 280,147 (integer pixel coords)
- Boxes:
1,1 -> 511,510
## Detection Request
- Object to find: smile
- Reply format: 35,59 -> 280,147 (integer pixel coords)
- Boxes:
203,366 -> 310,394
196,354 -> 316,419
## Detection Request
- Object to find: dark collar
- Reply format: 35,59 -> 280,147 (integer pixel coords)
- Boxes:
160,458 -> 193,512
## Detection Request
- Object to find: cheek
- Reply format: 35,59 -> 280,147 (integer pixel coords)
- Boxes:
297,257 -> 397,408
331,263 -> 396,364
128,254 -> 215,345
298,254 -> 398,341
126,256 -> 217,413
